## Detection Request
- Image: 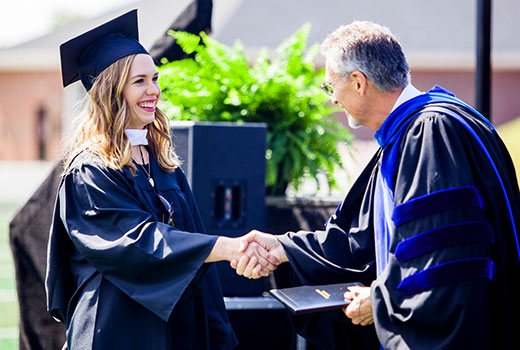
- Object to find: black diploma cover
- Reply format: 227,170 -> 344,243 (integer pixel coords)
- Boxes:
269,282 -> 364,314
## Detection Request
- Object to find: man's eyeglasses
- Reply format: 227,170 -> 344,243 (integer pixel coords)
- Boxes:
320,82 -> 334,96
320,76 -> 343,96
157,194 -> 176,227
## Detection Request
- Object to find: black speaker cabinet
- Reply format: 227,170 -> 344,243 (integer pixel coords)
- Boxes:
170,121 -> 267,296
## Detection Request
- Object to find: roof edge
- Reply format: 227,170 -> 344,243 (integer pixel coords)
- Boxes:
0,48 -> 59,71
2,48 -> 520,71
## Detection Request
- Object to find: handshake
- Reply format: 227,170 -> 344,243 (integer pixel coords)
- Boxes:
211,229 -> 374,326
207,230 -> 288,279
230,230 -> 289,279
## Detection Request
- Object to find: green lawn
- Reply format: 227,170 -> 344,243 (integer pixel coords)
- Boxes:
497,116 -> 520,178
0,206 -> 19,350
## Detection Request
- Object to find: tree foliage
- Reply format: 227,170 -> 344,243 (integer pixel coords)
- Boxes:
158,25 -> 352,195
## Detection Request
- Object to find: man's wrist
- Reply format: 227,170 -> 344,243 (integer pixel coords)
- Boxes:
274,236 -> 289,263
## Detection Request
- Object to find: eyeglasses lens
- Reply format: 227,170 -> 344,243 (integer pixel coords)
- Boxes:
320,82 -> 334,96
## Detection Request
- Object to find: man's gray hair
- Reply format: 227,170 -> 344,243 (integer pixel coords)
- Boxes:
320,21 -> 410,92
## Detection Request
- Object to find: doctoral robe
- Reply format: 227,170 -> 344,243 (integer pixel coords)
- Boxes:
278,86 -> 520,349
46,150 -> 237,349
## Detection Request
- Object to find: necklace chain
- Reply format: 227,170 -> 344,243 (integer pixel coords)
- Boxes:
138,145 -> 155,188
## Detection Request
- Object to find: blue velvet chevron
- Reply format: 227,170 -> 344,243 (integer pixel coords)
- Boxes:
394,221 -> 495,261
397,258 -> 494,296
392,186 -> 483,227
373,85 -> 520,274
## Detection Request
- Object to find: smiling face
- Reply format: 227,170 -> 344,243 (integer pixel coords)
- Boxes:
123,54 -> 161,129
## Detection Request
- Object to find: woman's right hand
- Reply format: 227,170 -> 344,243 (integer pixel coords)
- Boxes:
230,230 -> 288,278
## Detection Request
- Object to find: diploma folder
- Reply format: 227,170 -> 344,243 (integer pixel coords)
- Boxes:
269,282 -> 363,314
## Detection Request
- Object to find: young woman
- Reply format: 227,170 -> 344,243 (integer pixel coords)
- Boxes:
46,10 -> 277,349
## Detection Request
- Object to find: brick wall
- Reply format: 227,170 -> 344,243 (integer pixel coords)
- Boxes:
1,69 -> 519,159
0,71 -> 62,161
350,69 -> 520,140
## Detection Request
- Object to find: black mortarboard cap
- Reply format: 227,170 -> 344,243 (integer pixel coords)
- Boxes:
60,9 -> 149,91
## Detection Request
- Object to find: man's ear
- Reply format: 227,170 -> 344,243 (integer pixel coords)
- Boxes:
350,71 -> 367,96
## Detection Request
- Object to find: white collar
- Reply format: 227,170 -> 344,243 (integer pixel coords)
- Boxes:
125,129 -> 148,146
390,84 -> 423,113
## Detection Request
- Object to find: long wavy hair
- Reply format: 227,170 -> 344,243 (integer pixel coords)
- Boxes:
63,54 -> 179,174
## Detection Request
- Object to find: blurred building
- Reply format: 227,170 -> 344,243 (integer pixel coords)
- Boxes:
1,0 -> 519,160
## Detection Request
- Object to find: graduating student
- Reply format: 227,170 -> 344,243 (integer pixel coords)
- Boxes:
234,21 -> 520,349
45,10 -> 277,349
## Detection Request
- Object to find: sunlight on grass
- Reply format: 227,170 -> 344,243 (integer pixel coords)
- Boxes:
0,207 -> 19,350
497,116 -> 520,182
0,338 -> 18,350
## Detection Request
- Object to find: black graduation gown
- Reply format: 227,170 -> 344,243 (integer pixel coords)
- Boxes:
45,150 -> 238,349
277,88 -> 520,349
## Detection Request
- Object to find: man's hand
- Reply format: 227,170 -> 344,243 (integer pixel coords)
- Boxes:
239,241 -> 280,278
230,230 -> 288,278
344,286 -> 374,326
205,236 -> 279,279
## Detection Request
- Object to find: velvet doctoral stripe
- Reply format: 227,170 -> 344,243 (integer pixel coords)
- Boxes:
397,257 -> 494,296
394,221 -> 495,261
421,105 -> 520,263
391,186 -> 483,227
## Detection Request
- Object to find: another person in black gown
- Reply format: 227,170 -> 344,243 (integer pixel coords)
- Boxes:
45,10 -> 277,349
233,21 -> 520,350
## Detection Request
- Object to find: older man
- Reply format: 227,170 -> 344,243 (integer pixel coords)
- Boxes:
234,21 -> 520,349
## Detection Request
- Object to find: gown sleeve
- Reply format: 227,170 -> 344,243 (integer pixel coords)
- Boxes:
60,161 -> 218,322
275,153 -> 381,350
371,111 -> 496,349
277,151 -> 380,286
279,225 -> 376,286
172,169 -> 238,347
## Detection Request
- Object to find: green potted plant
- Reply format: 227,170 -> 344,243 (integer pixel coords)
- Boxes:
158,24 -> 352,195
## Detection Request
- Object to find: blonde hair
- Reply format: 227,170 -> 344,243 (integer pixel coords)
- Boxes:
63,54 -> 179,174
